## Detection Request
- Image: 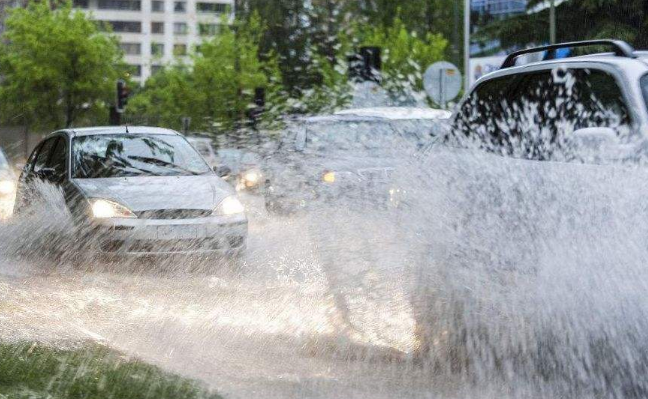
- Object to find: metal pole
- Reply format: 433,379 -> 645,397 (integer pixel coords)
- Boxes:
464,0 -> 470,92
549,0 -> 556,44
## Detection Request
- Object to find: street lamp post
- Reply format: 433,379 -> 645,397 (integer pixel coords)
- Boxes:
464,0 -> 470,92
549,0 -> 556,44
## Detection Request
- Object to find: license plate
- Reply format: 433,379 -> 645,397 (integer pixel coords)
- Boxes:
157,225 -> 198,240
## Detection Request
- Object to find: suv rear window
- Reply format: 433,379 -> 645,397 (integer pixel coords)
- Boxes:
452,68 -> 631,160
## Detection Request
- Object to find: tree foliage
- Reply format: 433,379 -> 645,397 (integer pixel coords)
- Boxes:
492,0 -> 648,50
127,14 -> 285,132
0,0 -> 125,129
300,16 -> 448,113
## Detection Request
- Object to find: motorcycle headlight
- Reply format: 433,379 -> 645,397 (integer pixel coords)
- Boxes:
213,196 -> 245,216
91,199 -> 136,219
0,180 -> 15,195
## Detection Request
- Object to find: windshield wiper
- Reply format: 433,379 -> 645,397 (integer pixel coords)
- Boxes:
127,155 -> 203,175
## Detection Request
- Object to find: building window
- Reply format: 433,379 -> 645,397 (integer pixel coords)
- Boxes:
174,1 -> 186,12
151,22 -> 164,34
151,65 -> 164,75
120,42 -> 141,55
98,0 -> 141,11
152,0 -> 164,12
196,2 -> 229,13
198,23 -> 218,36
173,22 -> 188,35
101,21 -> 142,33
151,43 -> 164,56
173,43 -> 187,56
127,64 -> 142,77
73,0 -> 89,8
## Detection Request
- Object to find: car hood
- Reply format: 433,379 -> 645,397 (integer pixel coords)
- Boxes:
73,175 -> 233,212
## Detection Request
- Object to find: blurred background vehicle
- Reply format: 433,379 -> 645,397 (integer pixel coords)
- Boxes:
0,147 -> 17,219
262,106 -> 450,215
186,136 -> 220,168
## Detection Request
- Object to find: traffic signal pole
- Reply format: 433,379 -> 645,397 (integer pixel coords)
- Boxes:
111,79 -> 129,125
464,0 -> 470,92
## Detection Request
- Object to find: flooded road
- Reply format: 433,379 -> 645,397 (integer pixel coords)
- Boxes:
0,196 -> 465,399
4,150 -> 648,399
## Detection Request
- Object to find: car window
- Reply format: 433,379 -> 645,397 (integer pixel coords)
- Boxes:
72,134 -> 211,178
32,138 -> 58,174
47,137 -> 68,181
451,68 -> 631,160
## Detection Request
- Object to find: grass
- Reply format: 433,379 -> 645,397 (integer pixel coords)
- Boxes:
0,342 -> 222,399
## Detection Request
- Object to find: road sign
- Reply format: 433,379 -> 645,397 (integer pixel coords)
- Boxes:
423,61 -> 462,108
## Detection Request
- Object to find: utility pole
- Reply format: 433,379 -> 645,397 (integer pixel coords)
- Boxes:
464,0 -> 470,92
549,0 -> 556,44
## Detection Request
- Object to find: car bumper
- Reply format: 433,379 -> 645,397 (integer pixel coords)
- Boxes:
88,214 -> 248,256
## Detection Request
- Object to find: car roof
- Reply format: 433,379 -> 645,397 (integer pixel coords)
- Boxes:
53,126 -> 180,137
304,107 -> 451,123
475,53 -> 648,87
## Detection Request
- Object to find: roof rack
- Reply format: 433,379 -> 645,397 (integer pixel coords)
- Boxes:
500,39 -> 637,69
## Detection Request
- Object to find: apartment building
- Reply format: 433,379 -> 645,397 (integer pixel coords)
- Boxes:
73,0 -> 234,81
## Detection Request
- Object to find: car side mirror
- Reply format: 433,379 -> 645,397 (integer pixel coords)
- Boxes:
214,165 -> 231,178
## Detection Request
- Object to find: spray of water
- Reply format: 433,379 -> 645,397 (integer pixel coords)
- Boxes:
2,78 -> 648,397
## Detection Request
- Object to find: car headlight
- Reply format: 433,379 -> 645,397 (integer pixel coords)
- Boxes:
242,170 -> 261,186
0,180 -> 15,195
322,171 -> 336,184
90,199 -> 136,219
213,196 -> 245,216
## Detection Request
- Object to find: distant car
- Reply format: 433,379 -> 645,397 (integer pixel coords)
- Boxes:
0,147 -> 16,219
262,107 -> 451,214
186,136 -> 219,167
14,127 -> 247,258
215,148 -> 264,192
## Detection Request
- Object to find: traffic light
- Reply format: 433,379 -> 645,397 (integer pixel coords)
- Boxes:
246,87 -> 265,129
348,46 -> 381,83
116,79 -> 129,113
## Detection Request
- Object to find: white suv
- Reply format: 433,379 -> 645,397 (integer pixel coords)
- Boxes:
450,39 -> 648,161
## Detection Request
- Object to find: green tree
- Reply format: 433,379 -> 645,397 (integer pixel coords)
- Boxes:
301,16 -> 448,113
492,0 -> 648,51
236,0 -> 312,94
0,0 -> 125,129
127,14 -> 286,132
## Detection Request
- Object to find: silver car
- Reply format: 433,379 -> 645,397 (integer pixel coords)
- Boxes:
14,126 -> 247,257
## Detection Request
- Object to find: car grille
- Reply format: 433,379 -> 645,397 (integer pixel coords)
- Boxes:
136,209 -> 213,220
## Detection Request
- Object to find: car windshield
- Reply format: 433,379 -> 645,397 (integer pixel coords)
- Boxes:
303,119 -> 438,152
72,134 -> 211,178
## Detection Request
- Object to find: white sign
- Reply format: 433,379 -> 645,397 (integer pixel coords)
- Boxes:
468,55 -> 507,87
423,61 -> 462,107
